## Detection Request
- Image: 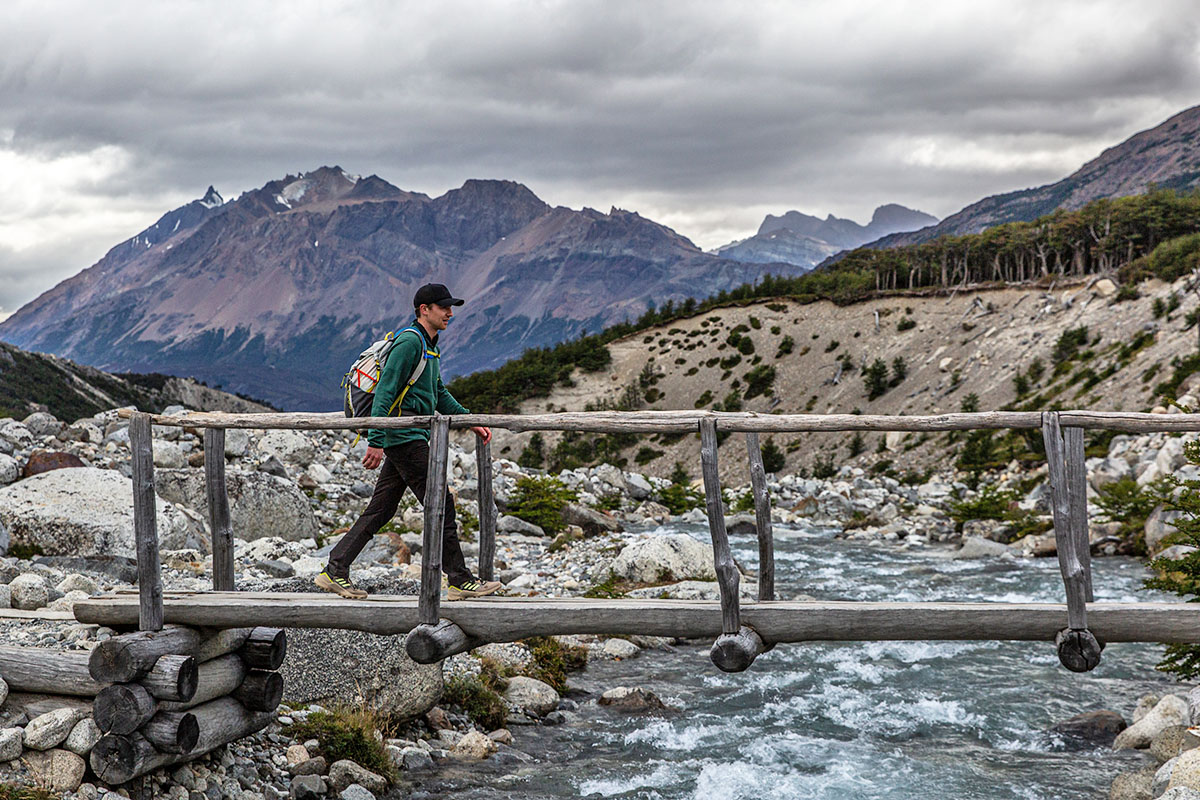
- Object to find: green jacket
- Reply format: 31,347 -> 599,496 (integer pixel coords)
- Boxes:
367,321 -> 469,448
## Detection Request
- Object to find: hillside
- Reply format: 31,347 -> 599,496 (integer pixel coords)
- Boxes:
859,105 -> 1200,252
483,273 -> 1200,484
0,167 -> 790,410
0,341 -> 270,422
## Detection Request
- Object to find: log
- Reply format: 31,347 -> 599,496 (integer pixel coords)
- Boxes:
72,591 -> 1200,644
140,710 -> 198,754
88,626 -> 202,683
744,432 -> 775,601
239,627 -> 287,670
2,693 -> 92,721
160,654 -> 245,711
699,419 -> 740,635
204,428 -> 235,592
129,412 -> 164,631
405,620 -> 481,664
192,628 -> 254,663
90,697 -> 273,784
1042,414 -> 1089,631
1055,627 -> 1104,673
232,670 -> 284,712
1063,426 -> 1095,601
710,626 -> 766,673
138,654 -> 197,703
0,645 -> 104,696
94,684 -> 158,735
420,415 -> 450,625
476,438 -> 497,582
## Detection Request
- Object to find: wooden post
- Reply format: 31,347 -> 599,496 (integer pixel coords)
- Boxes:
744,432 -> 776,601
476,438 -> 497,582
419,415 -> 449,625
700,419 -> 763,673
1063,426 -> 1095,602
1041,412 -> 1102,672
129,412 -> 163,632
204,428 -> 235,592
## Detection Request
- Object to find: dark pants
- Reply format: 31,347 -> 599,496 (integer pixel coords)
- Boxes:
327,440 -> 474,586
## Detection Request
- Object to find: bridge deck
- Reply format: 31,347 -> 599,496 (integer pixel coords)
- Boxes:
72,592 -> 1200,644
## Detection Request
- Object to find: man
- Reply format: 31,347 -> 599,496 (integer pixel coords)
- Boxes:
316,283 -> 502,601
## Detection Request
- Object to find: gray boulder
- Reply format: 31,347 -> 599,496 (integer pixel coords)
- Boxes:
22,748 -> 85,793
328,759 -> 387,794
24,707 -> 82,750
1147,505 -> 1184,555
64,718 -> 100,755
9,573 -> 48,610
0,727 -> 20,760
155,468 -> 318,542
0,454 -> 18,486
610,533 -> 716,584
22,412 -> 63,438
562,503 -> 621,536
624,472 -> 653,500
952,536 -> 1013,559
1050,710 -> 1126,746
256,430 -> 315,466
503,676 -> 559,716
0,468 -> 197,558
290,774 -> 327,800
1115,694 -> 1189,750
497,515 -> 544,536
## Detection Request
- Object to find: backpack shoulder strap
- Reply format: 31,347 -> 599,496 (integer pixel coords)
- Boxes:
387,327 -> 435,416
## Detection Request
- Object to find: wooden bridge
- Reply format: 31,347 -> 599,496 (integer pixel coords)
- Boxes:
73,407 -> 1200,676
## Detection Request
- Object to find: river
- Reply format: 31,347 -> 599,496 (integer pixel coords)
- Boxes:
403,522 -> 1179,799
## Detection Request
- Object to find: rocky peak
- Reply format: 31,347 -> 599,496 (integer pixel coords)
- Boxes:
199,186 -> 224,209
431,179 -> 551,252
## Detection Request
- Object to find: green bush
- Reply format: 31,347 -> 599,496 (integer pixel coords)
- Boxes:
1140,231 -> 1200,282
507,475 -> 578,535
522,637 -> 588,694
288,707 -> 395,782
517,433 -> 545,469
948,485 -> 1046,542
761,438 -> 785,473
743,364 -> 776,400
864,358 -> 889,400
811,452 -> 836,479
634,446 -> 664,465
1052,326 -> 1089,364
1095,476 -> 1167,554
775,335 -> 794,358
442,671 -> 508,731
897,317 -> 916,331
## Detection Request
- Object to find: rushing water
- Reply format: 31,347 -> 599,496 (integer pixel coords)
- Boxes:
403,523 -> 1179,800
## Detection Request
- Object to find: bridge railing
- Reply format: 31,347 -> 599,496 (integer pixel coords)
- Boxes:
119,408 -> 1200,672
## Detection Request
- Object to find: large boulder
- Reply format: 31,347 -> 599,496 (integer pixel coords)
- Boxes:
1050,710 -> 1126,747
21,451 -> 86,479
271,577 -> 441,719
0,454 -> 19,486
155,468 -> 318,542
610,533 -> 716,584
21,412 -> 63,438
256,430 -> 315,466
503,676 -> 559,716
0,468 -> 198,558
562,503 -> 621,537
1147,505 -> 1184,555
22,748 -> 85,793
1115,695 -> 1190,750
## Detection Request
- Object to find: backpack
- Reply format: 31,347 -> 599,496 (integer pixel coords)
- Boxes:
341,327 -> 431,426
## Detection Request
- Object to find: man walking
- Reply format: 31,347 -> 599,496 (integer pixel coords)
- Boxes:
316,283 -> 502,601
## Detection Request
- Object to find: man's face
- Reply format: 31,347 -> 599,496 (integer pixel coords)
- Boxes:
419,303 -> 454,331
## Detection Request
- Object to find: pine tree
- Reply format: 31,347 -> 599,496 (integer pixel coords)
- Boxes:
761,438 -> 785,473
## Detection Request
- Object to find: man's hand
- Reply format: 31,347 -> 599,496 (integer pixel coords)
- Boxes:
363,445 -> 384,470
470,426 -> 492,445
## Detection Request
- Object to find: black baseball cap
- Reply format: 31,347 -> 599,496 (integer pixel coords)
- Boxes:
413,283 -> 465,309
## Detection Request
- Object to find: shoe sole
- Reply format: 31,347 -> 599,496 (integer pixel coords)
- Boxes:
314,574 -> 368,600
446,583 -> 501,601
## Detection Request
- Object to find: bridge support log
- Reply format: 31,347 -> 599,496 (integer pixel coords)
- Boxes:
405,620 -> 481,664
94,684 -> 158,735
140,710 -> 199,754
130,412 -> 164,631
419,415 -> 450,625
138,654 -> 198,703
88,626 -> 202,684
233,670 -> 285,712
476,438 -> 497,583
0,646 -> 103,696
744,433 -> 775,602
711,626 -> 767,673
1056,628 -> 1104,673
239,627 -> 287,671
160,654 -> 245,711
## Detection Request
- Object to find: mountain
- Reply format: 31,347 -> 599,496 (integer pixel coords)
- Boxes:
862,104 -> 1200,251
0,167 -> 793,410
714,204 -> 936,270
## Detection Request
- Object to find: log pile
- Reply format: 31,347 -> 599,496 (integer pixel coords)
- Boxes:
86,624 -> 286,785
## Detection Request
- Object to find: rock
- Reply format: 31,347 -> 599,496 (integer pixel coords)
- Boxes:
1170,748 -> 1200,792
0,454 -> 18,486
306,463 -> 334,484
23,748 -> 86,792
328,759 -> 387,795
601,638 -> 641,659
1109,763 -> 1157,800
255,559 -> 296,578
24,707 -> 82,750
289,756 -> 328,776
610,533 -> 715,584
259,455 -> 289,478
273,578 -> 441,719
0,420 -> 33,449
725,513 -> 757,535
22,412 -> 63,438
21,450 -> 87,478
624,579 -> 756,601
0,677 -> 8,708
9,573 -> 49,610
1115,695 -> 1190,750
155,467 -> 319,542
1160,438 -> 1188,475
1147,505 -> 1184,555
286,744 -> 311,765
1094,278 -> 1118,297
1162,787 -> 1200,800
1089,457 -> 1132,491
497,515 -> 545,536
488,728 -> 513,746
64,717 -> 101,755
1189,687 -> 1200,726
0,468 -> 197,557
598,686 -> 667,712
937,357 -> 953,372
257,430 -> 315,465
56,573 -> 99,595
1156,726 -> 1192,763
624,472 -> 652,500
503,676 -> 559,716
0,727 -> 21,760
1051,710 -> 1127,746
436,729 -> 463,747
424,707 -> 452,731
340,785 -> 376,800
562,503 -> 622,536
400,747 -> 433,770
290,774 -> 327,800
152,441 -> 186,469
1136,695 -> 1162,724
450,730 -> 497,759
952,536 -> 1012,559
224,428 -> 251,458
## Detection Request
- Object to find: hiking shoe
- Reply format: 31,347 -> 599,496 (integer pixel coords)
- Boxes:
446,579 -> 502,600
314,570 -> 368,599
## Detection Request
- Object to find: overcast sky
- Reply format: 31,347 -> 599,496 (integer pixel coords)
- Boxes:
2,0 -> 1198,319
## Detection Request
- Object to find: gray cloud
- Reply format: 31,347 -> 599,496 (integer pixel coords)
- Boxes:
1,0 -> 1199,313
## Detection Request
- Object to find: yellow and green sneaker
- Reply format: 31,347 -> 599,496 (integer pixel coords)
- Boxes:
446,579 -> 502,601
314,569 -> 368,599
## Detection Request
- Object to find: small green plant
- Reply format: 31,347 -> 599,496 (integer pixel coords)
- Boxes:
960,393 -> 980,413
864,358 -> 889,400
656,461 -> 704,514
890,356 -> 907,386
761,437 -> 785,473
947,485 -> 1046,541
824,339 -> 840,353
517,433 -> 546,469
584,570 -> 628,599
848,431 -> 865,457
1095,476 -> 1168,554
1013,373 -> 1030,398
0,785 -> 58,800
897,317 -> 917,331
634,446 -> 664,465
732,491 -> 756,512
776,335 -> 794,358
743,364 -> 776,400
1052,326 -> 1089,364
811,452 -> 836,479
595,493 -> 622,511
442,671 -> 508,731
289,707 -> 395,782
508,475 -> 579,534
521,636 -> 588,694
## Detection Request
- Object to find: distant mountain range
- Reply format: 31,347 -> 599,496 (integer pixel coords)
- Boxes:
0,168 -> 795,410
859,104 -> 1200,252
714,204 -> 937,270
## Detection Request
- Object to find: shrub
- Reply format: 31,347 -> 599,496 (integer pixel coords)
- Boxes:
811,452 -> 836,479
442,672 -> 508,731
743,365 -> 776,400
824,340 -> 840,353
1052,326 -> 1089,364
517,433 -> 545,469
960,393 -> 980,413
288,707 -> 395,781
656,462 -> 704,514
864,358 -> 889,400
1095,476 -> 1167,553
522,636 -> 588,694
775,335 -> 794,358
761,437 -> 785,473
507,475 -> 578,534
1013,373 -> 1030,398
890,356 -> 907,386
848,431 -> 865,457
897,317 -> 917,331
947,485 -> 1045,542
634,446 -> 663,465
1140,232 -> 1200,282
